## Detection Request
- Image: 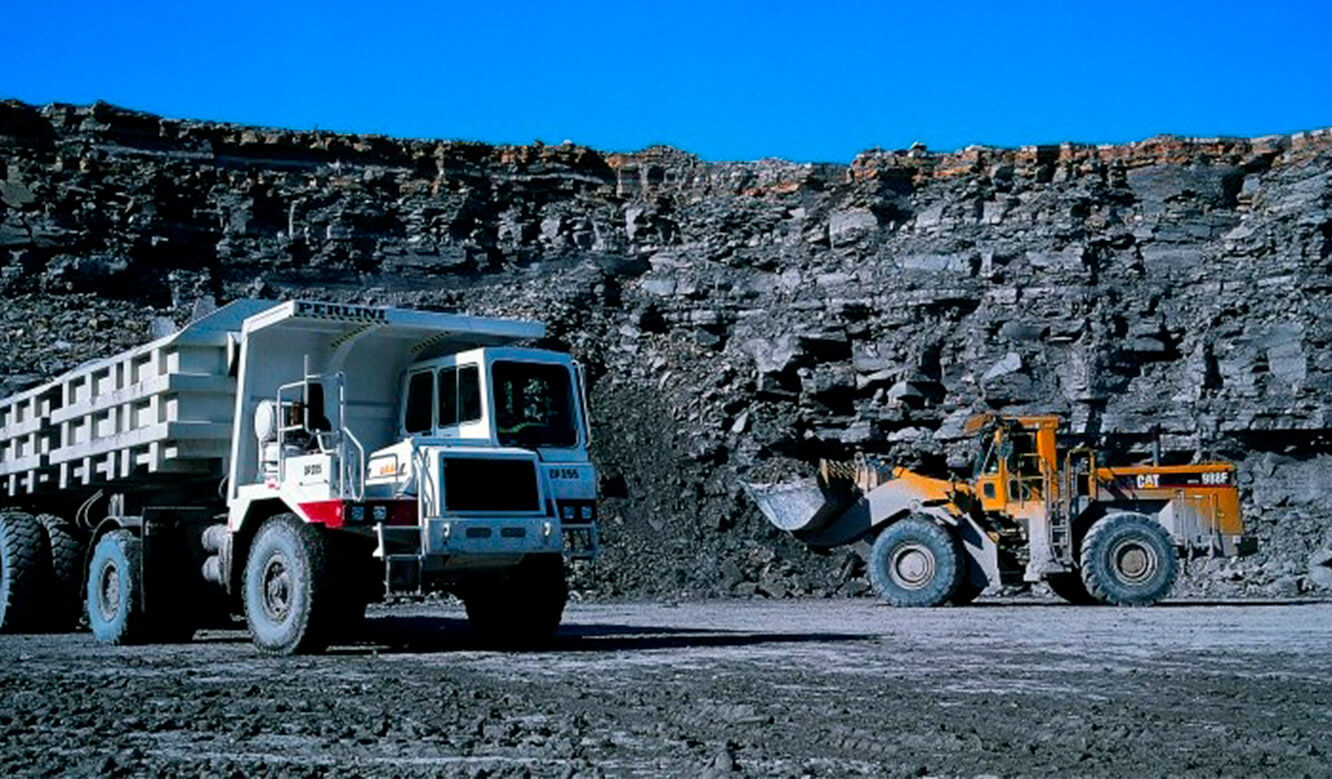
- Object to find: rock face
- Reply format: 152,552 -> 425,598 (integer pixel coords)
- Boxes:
2,99 -> 1331,598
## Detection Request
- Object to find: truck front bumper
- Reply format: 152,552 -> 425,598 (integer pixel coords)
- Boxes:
423,516 -> 563,557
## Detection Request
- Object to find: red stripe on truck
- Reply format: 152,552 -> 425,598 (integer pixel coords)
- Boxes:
297,499 -> 418,529
298,500 -> 346,528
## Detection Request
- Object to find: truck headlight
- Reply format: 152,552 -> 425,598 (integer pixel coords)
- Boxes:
372,505 -> 388,522
580,505 -> 594,520
562,505 -> 575,520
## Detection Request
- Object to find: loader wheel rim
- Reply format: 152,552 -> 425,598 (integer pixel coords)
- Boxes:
889,543 -> 936,590
97,561 -> 121,622
261,555 -> 293,622
1110,538 -> 1158,585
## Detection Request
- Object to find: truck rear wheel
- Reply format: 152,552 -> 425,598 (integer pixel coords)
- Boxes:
37,514 -> 85,631
867,517 -> 962,607
243,514 -> 335,655
1079,513 -> 1178,606
0,512 -> 49,633
87,530 -> 153,644
462,554 -> 567,647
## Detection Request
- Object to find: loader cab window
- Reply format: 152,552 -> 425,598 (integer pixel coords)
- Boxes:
492,360 -> 577,448
404,371 -> 434,434
977,437 -> 1001,476
437,365 -> 482,427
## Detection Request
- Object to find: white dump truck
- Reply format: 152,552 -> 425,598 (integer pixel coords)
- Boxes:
0,299 -> 598,653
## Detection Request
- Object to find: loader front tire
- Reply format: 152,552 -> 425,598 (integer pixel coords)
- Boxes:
87,530 -> 152,645
37,513 -> 86,631
243,514 -> 335,655
1079,513 -> 1178,606
867,517 -> 962,607
0,512 -> 49,633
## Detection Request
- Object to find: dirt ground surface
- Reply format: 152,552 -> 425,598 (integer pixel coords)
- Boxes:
1,599 -> 1330,778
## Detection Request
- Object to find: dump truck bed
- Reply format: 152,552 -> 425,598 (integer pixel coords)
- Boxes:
0,299 -> 547,500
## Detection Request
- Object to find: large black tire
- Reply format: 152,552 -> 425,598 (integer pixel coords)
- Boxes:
243,514 -> 336,655
1079,513 -> 1179,606
462,554 -> 567,648
36,513 -> 85,631
866,517 -> 962,607
87,530 -> 153,645
0,512 -> 50,633
1047,572 -> 1098,605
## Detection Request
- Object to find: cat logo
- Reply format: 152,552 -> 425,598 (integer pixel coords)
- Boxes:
1135,473 -> 1160,489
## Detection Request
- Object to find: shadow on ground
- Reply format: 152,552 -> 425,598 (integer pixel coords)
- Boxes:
328,615 -> 868,656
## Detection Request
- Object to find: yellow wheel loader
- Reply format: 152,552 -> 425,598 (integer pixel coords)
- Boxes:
747,415 -> 1253,606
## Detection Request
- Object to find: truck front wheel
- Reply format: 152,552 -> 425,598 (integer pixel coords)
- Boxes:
867,517 -> 962,607
243,514 -> 335,655
1079,513 -> 1178,606
462,554 -> 567,647
87,530 -> 152,644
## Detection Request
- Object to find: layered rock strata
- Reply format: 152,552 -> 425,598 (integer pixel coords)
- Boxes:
2,100 -> 1330,598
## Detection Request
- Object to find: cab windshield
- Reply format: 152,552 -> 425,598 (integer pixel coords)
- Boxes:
492,361 -> 578,448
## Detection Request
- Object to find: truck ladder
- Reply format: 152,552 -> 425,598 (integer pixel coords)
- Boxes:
377,522 -> 425,595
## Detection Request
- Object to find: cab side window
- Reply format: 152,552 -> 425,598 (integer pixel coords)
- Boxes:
437,365 -> 482,427
404,371 -> 434,434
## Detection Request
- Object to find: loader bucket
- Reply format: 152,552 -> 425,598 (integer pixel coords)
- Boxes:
744,478 -> 851,534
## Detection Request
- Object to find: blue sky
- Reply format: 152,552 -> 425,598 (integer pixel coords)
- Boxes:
4,0 -> 1330,161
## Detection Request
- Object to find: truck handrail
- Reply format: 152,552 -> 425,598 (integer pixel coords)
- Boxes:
412,443 -> 436,520
275,372 -> 365,501
341,426 -> 366,501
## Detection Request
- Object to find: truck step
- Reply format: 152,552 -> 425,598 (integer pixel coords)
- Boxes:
384,554 -> 423,594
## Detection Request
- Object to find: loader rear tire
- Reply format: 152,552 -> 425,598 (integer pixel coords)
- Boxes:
462,554 -> 567,648
87,530 -> 153,645
867,517 -> 962,608
1079,513 -> 1178,606
0,512 -> 49,633
37,514 -> 86,631
243,514 -> 336,655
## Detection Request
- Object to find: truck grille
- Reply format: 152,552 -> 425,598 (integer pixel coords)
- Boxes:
441,456 -> 541,513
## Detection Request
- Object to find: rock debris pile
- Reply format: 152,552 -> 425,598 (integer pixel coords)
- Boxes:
2,100 -> 1330,598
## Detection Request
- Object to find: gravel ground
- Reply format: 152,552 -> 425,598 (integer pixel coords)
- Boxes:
1,599 -> 1330,777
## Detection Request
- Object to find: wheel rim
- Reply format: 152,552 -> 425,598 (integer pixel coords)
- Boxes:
98,560 -> 121,622
261,554 -> 293,622
1109,537 -> 1158,585
888,542 -> 936,590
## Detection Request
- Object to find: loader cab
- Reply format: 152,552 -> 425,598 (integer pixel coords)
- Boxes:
970,415 -> 1060,515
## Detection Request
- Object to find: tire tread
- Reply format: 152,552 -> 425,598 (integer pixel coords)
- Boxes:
0,512 -> 50,633
1079,513 -> 1178,606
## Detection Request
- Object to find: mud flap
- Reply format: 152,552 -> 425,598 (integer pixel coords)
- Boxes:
141,507 -> 216,631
